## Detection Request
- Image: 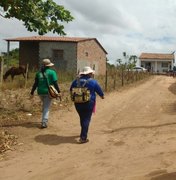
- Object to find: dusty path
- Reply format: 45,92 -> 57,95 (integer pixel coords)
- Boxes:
1,75 -> 176,180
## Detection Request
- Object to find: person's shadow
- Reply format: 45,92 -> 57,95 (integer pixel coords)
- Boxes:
34,134 -> 79,145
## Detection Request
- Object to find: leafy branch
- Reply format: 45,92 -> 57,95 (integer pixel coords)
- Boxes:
0,0 -> 74,35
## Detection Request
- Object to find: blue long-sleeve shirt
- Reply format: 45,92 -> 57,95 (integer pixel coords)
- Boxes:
70,75 -> 104,102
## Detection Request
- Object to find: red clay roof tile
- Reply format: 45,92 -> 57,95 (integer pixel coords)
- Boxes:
4,36 -> 107,54
5,36 -> 94,42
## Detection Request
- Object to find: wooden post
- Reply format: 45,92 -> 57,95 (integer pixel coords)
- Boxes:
135,71 -> 138,81
105,69 -> 108,92
0,56 -> 4,88
121,68 -> 124,86
113,74 -> 116,90
7,41 -> 10,68
25,64 -> 29,88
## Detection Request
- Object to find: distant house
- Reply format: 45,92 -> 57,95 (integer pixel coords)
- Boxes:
139,53 -> 175,73
5,36 -> 107,75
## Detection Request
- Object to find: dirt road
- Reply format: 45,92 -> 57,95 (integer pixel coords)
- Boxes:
1,75 -> 176,180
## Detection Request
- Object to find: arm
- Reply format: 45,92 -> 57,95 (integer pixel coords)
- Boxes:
53,81 -> 60,93
30,77 -> 38,95
70,80 -> 77,91
94,81 -> 104,99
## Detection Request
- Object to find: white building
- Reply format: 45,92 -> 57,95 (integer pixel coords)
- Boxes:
139,53 -> 175,73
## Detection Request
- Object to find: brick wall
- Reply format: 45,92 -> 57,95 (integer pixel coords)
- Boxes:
77,39 -> 106,75
19,39 -> 107,75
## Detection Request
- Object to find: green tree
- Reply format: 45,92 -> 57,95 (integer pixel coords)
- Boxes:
127,55 -> 137,70
0,0 -> 74,35
2,48 -> 19,66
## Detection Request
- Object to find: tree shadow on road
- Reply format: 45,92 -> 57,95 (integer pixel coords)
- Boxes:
35,134 -> 79,145
168,82 -> 176,95
104,122 -> 176,134
149,171 -> 176,180
161,102 -> 176,115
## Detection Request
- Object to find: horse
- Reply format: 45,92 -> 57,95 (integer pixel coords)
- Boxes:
3,66 -> 27,81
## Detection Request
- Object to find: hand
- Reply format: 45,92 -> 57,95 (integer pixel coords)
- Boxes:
101,96 -> 104,99
30,94 -> 34,99
57,93 -> 62,101
57,92 -> 61,96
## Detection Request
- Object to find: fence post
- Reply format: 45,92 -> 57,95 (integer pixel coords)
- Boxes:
113,73 -> 116,90
25,63 -> 29,88
121,68 -> 124,86
0,56 -> 4,89
105,69 -> 108,91
135,71 -> 138,81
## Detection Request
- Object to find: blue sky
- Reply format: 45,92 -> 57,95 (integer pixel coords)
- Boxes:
1,0 -> 176,64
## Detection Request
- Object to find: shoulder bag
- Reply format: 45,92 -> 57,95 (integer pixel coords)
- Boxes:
42,72 -> 60,99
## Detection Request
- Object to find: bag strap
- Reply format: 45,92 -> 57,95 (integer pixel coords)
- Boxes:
42,71 -> 50,88
76,78 -> 91,87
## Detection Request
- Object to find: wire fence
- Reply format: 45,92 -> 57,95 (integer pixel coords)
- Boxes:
96,69 -> 151,92
0,64 -> 151,92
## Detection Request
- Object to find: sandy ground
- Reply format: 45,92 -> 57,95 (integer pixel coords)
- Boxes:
1,75 -> 176,180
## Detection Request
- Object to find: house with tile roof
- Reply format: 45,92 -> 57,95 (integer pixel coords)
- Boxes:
139,53 -> 175,73
5,36 -> 107,75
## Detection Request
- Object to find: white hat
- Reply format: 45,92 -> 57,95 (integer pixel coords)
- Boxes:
42,59 -> 54,67
79,66 -> 95,75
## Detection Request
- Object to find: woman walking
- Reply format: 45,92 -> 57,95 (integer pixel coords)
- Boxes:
70,66 -> 104,143
30,59 -> 61,128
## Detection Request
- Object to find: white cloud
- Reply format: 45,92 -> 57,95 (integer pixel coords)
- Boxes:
1,0 -> 176,64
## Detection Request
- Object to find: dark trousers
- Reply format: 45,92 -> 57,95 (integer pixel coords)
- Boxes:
75,101 -> 94,140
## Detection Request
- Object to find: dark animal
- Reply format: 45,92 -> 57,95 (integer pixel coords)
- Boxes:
3,66 -> 27,81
